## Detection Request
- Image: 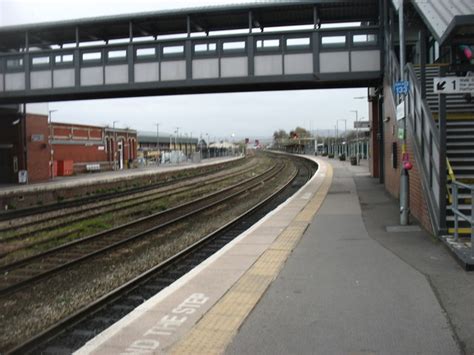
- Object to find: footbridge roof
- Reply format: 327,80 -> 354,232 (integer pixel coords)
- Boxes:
392,0 -> 474,45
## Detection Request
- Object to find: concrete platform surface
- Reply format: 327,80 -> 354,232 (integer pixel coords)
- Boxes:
227,159 -> 465,355
75,156 -> 474,355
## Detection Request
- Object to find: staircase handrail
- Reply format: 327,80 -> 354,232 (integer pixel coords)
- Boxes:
405,63 -> 440,147
446,158 -> 456,204
386,48 -> 442,234
451,181 -> 474,256
404,61 -> 443,234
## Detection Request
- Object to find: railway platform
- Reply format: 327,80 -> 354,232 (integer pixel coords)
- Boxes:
76,156 -> 474,355
0,156 -> 241,196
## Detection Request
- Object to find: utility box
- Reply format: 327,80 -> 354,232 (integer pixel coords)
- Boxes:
57,160 -> 74,176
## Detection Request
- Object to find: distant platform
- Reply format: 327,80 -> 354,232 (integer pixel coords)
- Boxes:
0,156 -> 242,196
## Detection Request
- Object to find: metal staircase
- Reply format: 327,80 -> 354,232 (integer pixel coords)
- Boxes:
414,65 -> 474,237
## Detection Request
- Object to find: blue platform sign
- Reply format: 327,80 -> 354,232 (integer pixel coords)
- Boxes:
394,80 -> 410,95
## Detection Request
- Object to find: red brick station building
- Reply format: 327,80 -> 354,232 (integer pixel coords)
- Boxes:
0,104 -> 137,184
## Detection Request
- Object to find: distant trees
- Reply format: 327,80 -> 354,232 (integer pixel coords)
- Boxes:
273,127 -> 311,142
289,127 -> 310,139
273,129 -> 288,141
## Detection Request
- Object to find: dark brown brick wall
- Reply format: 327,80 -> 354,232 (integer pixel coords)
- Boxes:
382,82 -> 433,234
26,114 -> 50,182
0,110 -> 22,183
369,97 -> 380,178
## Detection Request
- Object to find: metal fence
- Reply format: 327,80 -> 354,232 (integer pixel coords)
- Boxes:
386,47 -> 444,235
451,181 -> 474,257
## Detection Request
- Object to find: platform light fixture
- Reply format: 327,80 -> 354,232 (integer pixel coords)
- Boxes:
350,109 -> 359,165
337,119 -> 347,157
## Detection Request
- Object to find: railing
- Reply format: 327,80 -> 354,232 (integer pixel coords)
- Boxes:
386,47 -> 444,234
0,26 -> 382,101
451,180 -> 474,256
447,158 -> 456,204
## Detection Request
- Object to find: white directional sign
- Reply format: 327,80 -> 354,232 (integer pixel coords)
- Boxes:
396,100 -> 405,121
354,121 -> 370,129
433,76 -> 474,94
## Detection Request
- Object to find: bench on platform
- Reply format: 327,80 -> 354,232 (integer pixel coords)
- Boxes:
86,164 -> 101,172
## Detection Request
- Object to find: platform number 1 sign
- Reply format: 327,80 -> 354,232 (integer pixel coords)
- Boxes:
433,77 -> 474,94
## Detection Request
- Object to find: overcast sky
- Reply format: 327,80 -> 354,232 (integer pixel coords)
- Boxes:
0,0 -> 370,140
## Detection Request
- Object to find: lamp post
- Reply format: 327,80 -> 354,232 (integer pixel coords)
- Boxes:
353,95 -> 369,163
48,109 -> 58,179
155,122 -> 160,165
112,120 -> 119,170
174,127 -> 180,164
188,131 -> 194,157
337,119 -> 347,157
199,133 -> 203,160
184,133 -> 189,157
231,133 -> 235,155
350,110 -> 359,165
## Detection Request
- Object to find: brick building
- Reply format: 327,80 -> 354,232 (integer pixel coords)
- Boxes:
0,104 -> 51,184
0,105 -> 137,184
0,106 -> 25,183
52,123 -> 137,173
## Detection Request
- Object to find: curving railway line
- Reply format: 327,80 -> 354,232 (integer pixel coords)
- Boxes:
0,157 -> 265,261
1,153 -> 317,354
0,157 -> 248,224
0,162 -> 283,296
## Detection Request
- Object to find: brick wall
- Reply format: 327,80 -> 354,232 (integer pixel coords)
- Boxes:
52,122 -> 108,166
52,123 -> 104,142
369,97 -> 380,178
54,144 -> 107,162
0,110 -> 21,183
26,114 -> 50,182
382,82 -> 434,234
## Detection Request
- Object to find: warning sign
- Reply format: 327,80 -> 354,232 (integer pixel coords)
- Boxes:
433,76 -> 474,94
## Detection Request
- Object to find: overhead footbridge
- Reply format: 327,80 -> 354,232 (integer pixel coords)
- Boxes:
0,0 -> 383,103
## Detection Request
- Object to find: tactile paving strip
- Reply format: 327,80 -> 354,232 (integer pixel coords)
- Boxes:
170,163 -> 333,354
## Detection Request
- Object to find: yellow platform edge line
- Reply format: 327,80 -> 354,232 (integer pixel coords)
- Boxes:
170,161 -> 333,355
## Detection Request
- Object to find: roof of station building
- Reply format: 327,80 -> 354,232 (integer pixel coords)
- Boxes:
138,131 -> 198,144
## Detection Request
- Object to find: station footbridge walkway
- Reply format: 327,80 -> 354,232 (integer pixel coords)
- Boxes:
76,157 -> 474,355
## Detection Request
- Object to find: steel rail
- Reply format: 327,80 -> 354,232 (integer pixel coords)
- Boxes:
5,158 -> 311,355
0,157 -> 246,223
0,162 -> 260,249
0,162 -> 287,296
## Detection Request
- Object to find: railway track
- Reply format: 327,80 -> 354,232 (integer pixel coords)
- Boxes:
0,162 -> 285,296
6,155 -> 315,355
0,160 -> 264,257
0,157 -> 247,225
0,157 -> 253,235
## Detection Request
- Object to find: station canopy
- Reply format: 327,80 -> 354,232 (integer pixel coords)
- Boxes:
392,0 -> 474,45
